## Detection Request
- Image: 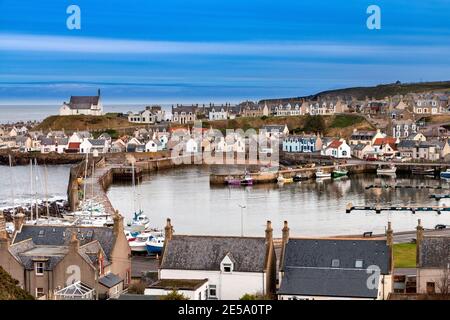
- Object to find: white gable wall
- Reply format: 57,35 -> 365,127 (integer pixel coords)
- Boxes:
159,269 -> 266,300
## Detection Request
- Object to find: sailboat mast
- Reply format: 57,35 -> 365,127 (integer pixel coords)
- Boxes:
83,153 -> 88,203
34,158 -> 39,221
132,161 -> 136,214
30,159 -> 33,221
9,155 -> 15,215
44,165 -> 50,221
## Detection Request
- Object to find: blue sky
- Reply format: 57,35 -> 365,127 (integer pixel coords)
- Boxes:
1,0 -> 450,104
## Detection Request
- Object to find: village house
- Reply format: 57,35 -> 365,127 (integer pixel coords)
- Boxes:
351,143 -> 375,160
261,124 -> 289,139
80,139 -> 109,155
273,103 -> 302,117
413,94 -> 445,115
128,106 -> 166,124
145,139 -> 163,153
241,102 -> 269,118
0,212 -> 131,300
397,140 -> 418,160
372,137 -> 398,159
321,139 -> 351,158
171,105 -> 198,124
282,133 -> 322,153
415,219 -> 450,295
417,141 -> 442,161
126,138 -> 145,153
68,131 -> 93,145
392,119 -> 419,138
278,221 -> 393,300
349,129 -> 385,146
152,219 -> 277,300
110,139 -> 127,153
59,90 -> 104,116
205,103 -> 234,121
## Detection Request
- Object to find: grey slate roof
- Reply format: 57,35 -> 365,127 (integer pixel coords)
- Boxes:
398,139 -> 418,149
279,238 -> 390,298
13,225 -> 115,259
282,239 -> 390,273
68,95 -> 100,109
419,236 -> 450,268
99,273 -> 123,288
88,139 -> 106,146
161,235 -> 268,272
278,267 -> 381,298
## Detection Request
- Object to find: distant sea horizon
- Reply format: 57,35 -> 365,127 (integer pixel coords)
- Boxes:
0,103 -> 179,124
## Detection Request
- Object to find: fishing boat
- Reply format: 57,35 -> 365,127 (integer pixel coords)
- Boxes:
125,230 -> 137,242
277,175 -> 293,183
412,167 -> 435,175
129,210 -> 151,229
440,169 -> 450,179
332,168 -> 348,178
146,233 -> 165,255
129,232 -> 154,253
377,165 -> 397,175
240,175 -> 254,185
315,169 -> 331,178
293,174 -> 308,182
225,176 -> 241,185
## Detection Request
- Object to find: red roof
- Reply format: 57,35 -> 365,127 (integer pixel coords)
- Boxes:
373,137 -> 397,146
68,142 -> 81,149
328,140 -> 343,149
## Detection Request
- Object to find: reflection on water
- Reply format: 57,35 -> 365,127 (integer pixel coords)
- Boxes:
106,167 -> 450,237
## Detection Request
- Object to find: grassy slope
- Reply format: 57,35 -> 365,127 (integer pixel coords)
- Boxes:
260,81 -> 450,104
201,114 -> 373,138
0,266 -> 34,300
36,115 -> 140,133
393,243 -> 416,268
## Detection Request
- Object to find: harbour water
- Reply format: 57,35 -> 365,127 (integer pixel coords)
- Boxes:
0,164 -> 71,210
107,166 -> 450,237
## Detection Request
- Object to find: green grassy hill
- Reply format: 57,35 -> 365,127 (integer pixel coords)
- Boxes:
260,81 -> 450,104
0,266 -> 34,300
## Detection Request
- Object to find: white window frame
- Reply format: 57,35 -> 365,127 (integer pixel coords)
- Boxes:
35,262 -> 45,276
36,287 -> 45,298
208,285 -> 217,298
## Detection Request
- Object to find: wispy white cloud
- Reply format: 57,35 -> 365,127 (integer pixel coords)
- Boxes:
1,33 -> 450,59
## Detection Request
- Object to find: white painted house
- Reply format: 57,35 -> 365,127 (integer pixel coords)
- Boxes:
185,138 -> 199,153
145,139 -> 162,153
79,139 -> 109,154
155,219 -> 277,300
321,139 -> 351,158
59,90 -> 104,116
145,279 -> 209,300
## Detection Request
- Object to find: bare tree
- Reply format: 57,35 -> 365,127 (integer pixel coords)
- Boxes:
437,263 -> 450,296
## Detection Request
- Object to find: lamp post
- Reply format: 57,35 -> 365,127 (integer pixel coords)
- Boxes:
238,204 -> 246,237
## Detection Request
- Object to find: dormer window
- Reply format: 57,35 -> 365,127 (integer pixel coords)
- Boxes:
223,263 -> 232,273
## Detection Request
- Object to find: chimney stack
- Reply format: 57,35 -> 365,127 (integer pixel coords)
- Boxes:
69,232 -> 79,252
279,221 -> 290,270
416,219 -> 424,267
164,218 -> 173,242
0,212 -> 9,250
386,221 -> 393,247
265,221 -> 273,244
113,210 -> 124,236
13,212 -> 25,234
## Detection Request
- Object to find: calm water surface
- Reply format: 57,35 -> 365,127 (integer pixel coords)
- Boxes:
0,165 -> 71,209
107,167 -> 450,237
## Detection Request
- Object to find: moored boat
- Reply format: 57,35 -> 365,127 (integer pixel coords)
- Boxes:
240,175 -> 254,185
129,232 -> 154,253
412,167 -> 435,175
128,210 -> 151,229
332,168 -> 348,178
293,174 -> 308,182
377,165 -> 397,175
146,233 -> 165,255
315,169 -> 331,178
277,175 -> 294,183
440,169 -> 450,179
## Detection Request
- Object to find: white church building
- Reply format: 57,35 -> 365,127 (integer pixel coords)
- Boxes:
59,90 -> 104,116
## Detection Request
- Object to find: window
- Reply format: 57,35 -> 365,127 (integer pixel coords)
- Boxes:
331,259 -> 340,267
208,285 -> 217,298
223,263 -> 232,273
426,282 -> 435,294
36,288 -> 45,298
35,262 -> 44,275
355,260 -> 364,268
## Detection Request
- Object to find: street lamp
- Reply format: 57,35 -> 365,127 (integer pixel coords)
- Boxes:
238,204 -> 246,237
